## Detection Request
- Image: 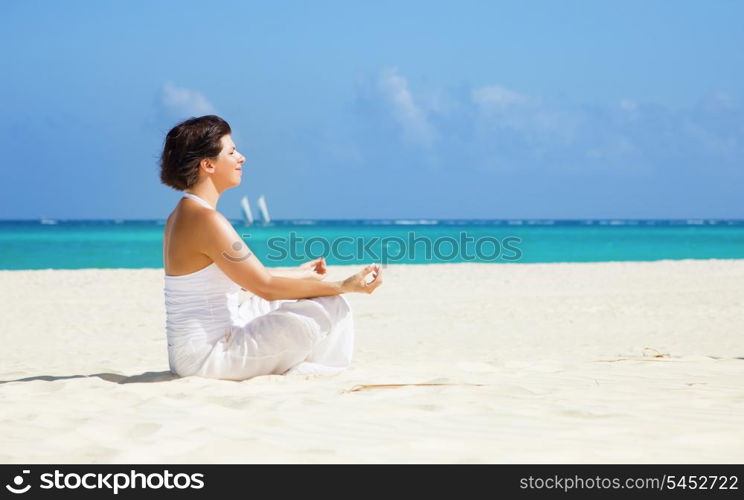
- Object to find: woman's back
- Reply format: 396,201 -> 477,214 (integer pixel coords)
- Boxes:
163,195 -> 215,277
163,193 -> 243,375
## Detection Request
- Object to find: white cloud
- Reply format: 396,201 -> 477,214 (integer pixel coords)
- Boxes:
470,84 -> 577,142
160,81 -> 215,117
351,69 -> 743,174
377,68 -> 435,146
471,85 -> 530,110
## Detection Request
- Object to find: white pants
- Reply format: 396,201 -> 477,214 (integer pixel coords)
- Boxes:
194,295 -> 354,381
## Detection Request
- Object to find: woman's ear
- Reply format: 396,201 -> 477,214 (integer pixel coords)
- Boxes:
200,158 -> 214,173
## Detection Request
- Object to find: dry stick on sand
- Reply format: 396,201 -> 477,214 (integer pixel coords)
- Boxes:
596,346 -> 672,363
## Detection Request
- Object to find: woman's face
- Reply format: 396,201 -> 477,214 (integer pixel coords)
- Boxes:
208,134 -> 246,188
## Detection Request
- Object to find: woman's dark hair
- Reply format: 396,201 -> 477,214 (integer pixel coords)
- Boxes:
159,115 -> 232,191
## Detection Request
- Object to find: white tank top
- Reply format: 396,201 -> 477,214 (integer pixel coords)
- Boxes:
163,192 -> 244,373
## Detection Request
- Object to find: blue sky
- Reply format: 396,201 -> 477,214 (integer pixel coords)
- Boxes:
1,0 -> 743,220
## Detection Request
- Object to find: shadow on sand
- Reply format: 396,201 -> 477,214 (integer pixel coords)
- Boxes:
0,371 -> 178,385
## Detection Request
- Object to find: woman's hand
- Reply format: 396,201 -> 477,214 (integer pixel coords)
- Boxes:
299,257 -> 327,280
341,264 -> 383,294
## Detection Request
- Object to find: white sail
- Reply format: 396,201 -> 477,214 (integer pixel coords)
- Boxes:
257,195 -> 271,225
240,196 -> 253,226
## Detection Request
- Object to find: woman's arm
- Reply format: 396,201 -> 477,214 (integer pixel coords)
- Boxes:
271,258 -> 326,280
199,211 -> 382,300
270,269 -> 315,279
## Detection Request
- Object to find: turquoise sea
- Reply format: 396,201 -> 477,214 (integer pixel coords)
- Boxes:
1,219 -> 743,270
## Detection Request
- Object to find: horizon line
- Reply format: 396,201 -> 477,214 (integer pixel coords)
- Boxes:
2,217 -> 744,223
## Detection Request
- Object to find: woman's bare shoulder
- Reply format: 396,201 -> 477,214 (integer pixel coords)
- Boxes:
171,204 -> 238,249
200,206 -> 234,231
169,199 -> 224,227
164,202 -> 232,252
199,210 -> 240,249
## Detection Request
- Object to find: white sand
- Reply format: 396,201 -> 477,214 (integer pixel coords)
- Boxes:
1,260 -> 743,463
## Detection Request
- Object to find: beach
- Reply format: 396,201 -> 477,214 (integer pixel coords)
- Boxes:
1,259 -> 743,463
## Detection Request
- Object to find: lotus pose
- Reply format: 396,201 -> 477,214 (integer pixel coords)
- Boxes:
160,115 -> 382,380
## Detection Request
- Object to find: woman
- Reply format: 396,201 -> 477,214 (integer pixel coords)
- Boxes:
160,115 -> 382,380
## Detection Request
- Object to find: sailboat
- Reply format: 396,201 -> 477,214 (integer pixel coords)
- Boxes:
257,195 -> 271,225
240,196 -> 254,226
